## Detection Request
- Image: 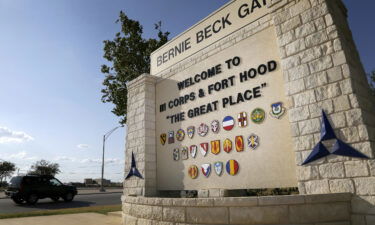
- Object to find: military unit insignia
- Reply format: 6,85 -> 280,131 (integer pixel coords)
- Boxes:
168,131 -> 175,144
226,159 -> 239,175
200,143 -> 209,156
160,133 -> 166,145
248,134 -> 259,150
270,102 -> 286,119
190,145 -> 197,158
211,140 -> 220,155
211,120 -> 220,133
187,126 -> 195,139
201,164 -> 211,177
251,108 -> 265,124
235,136 -> 244,152
198,123 -> 209,137
173,148 -> 179,161
222,116 -> 234,131
214,162 -> 223,176
238,112 -> 248,127
181,147 -> 189,160
125,152 -> 143,180
176,129 -> 185,141
223,138 -> 232,153
188,165 -> 198,179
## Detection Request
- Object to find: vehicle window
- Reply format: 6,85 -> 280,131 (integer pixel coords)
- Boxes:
49,178 -> 62,186
9,176 -> 23,187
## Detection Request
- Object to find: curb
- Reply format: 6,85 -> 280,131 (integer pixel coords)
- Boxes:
0,191 -> 123,200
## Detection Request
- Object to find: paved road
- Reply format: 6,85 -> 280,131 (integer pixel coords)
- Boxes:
0,193 -> 122,214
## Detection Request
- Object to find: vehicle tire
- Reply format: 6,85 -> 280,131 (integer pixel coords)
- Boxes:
12,197 -> 24,204
26,193 -> 39,205
51,197 -> 59,202
63,192 -> 74,202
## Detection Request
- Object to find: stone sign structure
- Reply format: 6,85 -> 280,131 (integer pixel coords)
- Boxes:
123,0 -> 375,224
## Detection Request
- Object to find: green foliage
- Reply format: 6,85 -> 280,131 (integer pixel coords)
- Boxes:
28,159 -> 60,176
246,187 -> 299,196
0,161 -> 16,183
369,70 -> 375,95
101,11 -> 169,124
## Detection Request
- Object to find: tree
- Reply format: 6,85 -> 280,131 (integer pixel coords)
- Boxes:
0,161 -> 16,183
368,70 -> 375,95
28,160 -> 60,176
101,11 -> 169,124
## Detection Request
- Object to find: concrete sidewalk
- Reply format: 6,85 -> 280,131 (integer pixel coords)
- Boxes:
0,188 -> 123,199
0,212 -> 121,225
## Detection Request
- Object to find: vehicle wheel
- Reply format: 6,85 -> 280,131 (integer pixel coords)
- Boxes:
63,192 -> 74,202
51,197 -> 59,202
12,197 -> 24,204
26,193 -> 39,205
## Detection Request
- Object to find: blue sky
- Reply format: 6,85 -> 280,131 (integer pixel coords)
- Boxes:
0,0 -> 373,183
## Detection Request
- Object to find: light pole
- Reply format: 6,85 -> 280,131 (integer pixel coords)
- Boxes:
100,125 -> 123,192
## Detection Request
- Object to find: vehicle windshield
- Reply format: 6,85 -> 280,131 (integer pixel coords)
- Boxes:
9,176 -> 23,187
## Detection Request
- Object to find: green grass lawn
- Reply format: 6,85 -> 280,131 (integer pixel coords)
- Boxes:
0,204 -> 121,219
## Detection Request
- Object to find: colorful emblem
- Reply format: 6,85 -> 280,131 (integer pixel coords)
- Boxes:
173,148 -> 179,161
214,162 -> 223,176
248,134 -> 259,150
235,136 -> 244,152
211,120 -> 220,133
222,116 -> 234,131
187,126 -> 195,139
176,129 -> 185,141
181,146 -> 189,160
211,140 -> 220,155
190,145 -> 198,158
226,159 -> 239,175
198,123 -> 209,137
201,164 -> 211,177
251,108 -> 265,124
270,102 -> 286,119
223,138 -> 232,153
238,112 -> 248,127
200,143 -> 208,157
168,131 -> 174,144
160,133 -> 166,145
188,165 -> 198,179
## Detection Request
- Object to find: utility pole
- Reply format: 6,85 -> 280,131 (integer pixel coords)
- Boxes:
100,125 -> 123,192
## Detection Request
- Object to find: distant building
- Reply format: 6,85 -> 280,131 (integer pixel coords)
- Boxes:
94,178 -> 111,186
84,178 -> 94,185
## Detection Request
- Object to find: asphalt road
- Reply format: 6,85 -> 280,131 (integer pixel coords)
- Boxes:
0,193 -> 122,214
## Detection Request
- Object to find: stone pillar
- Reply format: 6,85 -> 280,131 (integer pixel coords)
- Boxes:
269,0 -> 375,222
123,74 -> 158,197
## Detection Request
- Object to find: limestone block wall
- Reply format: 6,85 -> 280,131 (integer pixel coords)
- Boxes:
124,74 -> 158,197
270,0 -> 375,223
122,193 -> 351,225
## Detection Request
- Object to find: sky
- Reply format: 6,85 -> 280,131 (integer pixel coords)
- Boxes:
0,0 -> 373,183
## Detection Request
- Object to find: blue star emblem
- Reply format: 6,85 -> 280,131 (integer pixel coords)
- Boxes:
302,111 -> 369,165
125,152 -> 143,179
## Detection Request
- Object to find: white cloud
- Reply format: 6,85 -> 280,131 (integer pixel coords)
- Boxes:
77,144 -> 89,149
54,156 -> 76,162
80,158 -> 121,165
0,151 -> 38,161
0,126 -> 34,143
8,151 -> 27,159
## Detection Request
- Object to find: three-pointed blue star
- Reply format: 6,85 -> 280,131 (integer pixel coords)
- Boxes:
125,152 -> 143,179
302,111 -> 369,165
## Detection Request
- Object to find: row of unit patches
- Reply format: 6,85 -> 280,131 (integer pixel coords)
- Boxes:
188,159 -> 240,179
172,134 -> 259,161
159,102 -> 286,145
